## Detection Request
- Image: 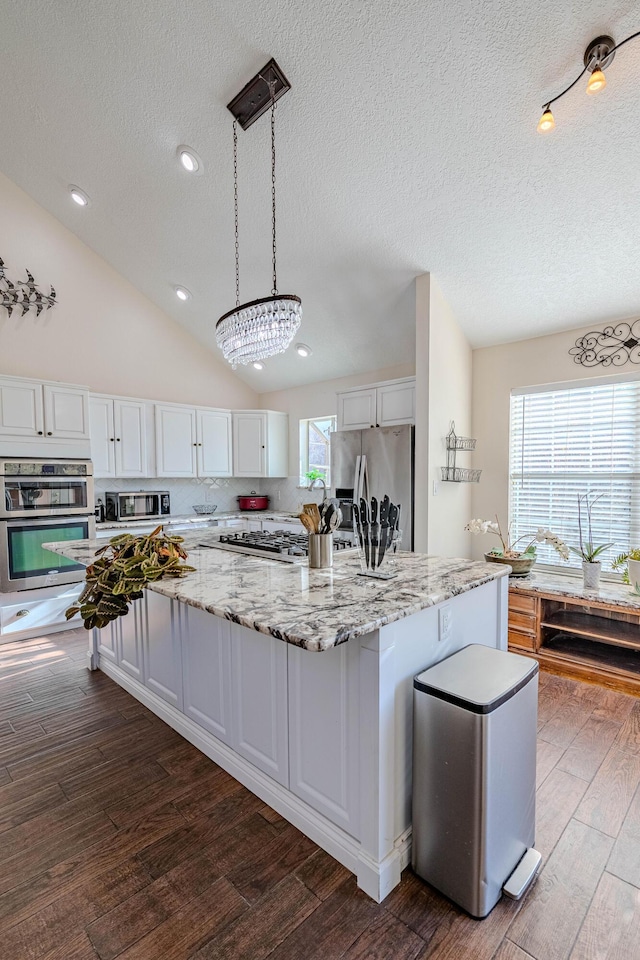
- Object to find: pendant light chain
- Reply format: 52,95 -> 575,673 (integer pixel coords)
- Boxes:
233,119 -> 240,308
271,95 -> 278,297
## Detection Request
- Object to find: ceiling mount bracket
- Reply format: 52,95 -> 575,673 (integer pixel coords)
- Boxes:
584,35 -> 616,70
226,58 -> 291,130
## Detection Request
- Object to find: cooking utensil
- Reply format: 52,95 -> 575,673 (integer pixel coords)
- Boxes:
359,497 -> 370,567
352,501 -> 365,560
299,512 -> 316,534
319,502 -> 334,534
303,503 -> 322,533
377,495 -> 390,568
393,504 -> 402,552
328,505 -> 342,532
370,497 -> 379,570
387,503 -> 398,554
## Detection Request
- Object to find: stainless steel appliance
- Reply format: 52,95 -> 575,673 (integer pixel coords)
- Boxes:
199,529 -> 357,563
0,459 -> 95,591
105,490 -> 170,521
331,425 -> 414,550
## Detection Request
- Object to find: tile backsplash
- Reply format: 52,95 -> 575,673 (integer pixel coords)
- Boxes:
94,476 -> 324,517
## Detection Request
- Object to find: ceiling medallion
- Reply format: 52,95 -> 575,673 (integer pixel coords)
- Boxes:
537,30 -> 640,133
569,320 -> 640,367
216,59 -> 301,367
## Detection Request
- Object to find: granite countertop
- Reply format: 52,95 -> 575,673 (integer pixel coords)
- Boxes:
45,535 -> 509,652
510,569 -> 640,610
95,511 -> 301,532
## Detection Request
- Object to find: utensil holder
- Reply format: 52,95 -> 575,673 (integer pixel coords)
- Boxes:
308,534 -> 333,569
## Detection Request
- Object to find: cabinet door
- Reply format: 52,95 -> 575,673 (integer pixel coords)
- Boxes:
142,592 -> 183,710
337,389 -> 376,431
97,622 -> 118,664
376,382 -> 415,427
0,378 -> 44,437
42,385 -> 90,439
155,405 -> 197,478
89,397 -> 116,478
117,599 -> 144,681
230,623 -> 289,786
114,400 -> 148,478
233,413 -> 266,477
197,409 -> 232,477
181,604 -> 232,744
288,641 -> 360,837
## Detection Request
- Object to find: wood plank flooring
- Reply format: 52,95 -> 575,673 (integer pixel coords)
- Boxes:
1,629 -> 640,960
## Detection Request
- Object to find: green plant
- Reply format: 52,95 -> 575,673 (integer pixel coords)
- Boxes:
611,549 -> 640,583
66,526 -> 195,630
569,493 -> 614,562
304,469 -> 324,482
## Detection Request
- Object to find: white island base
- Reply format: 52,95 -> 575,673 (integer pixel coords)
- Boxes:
89,577 -> 508,903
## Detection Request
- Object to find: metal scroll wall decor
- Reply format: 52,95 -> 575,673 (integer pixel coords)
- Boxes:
569,320 -> 640,367
0,257 -> 57,317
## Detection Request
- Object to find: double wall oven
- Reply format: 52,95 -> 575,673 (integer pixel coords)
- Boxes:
0,459 -> 95,591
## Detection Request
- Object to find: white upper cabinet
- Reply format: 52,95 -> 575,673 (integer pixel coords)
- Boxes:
155,404 -> 197,478
90,396 -> 148,478
375,380 -> 416,427
0,376 -> 89,441
337,389 -> 377,431
42,384 -> 90,440
0,377 -> 44,436
337,378 -> 415,431
232,411 -> 288,478
197,409 -> 232,478
155,403 -> 234,478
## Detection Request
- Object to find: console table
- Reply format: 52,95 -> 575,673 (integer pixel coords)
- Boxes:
508,572 -> 640,695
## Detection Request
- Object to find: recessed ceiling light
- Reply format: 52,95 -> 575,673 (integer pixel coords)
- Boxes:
176,145 -> 203,175
174,286 -> 191,301
295,343 -> 312,358
252,361 -> 264,370
69,185 -> 90,206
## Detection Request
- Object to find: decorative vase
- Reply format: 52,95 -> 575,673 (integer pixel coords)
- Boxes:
484,553 -> 535,577
582,560 -> 601,590
628,559 -> 640,593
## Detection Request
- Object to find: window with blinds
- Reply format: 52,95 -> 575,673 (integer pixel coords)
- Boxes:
509,378 -> 640,571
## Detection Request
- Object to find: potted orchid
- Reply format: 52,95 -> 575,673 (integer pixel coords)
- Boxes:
569,493 -> 613,590
465,516 -> 569,577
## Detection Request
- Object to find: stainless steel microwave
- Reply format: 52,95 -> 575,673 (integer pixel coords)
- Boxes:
105,491 -> 170,522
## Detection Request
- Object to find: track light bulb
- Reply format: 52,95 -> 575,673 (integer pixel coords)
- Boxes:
537,107 -> 555,133
586,67 -> 606,95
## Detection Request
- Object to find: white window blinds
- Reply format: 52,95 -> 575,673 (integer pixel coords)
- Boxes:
509,379 -> 640,570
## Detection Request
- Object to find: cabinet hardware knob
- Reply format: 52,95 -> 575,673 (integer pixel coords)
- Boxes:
193,443 -> 197,446
110,438 -> 115,442
37,430 -> 43,435
198,443 -> 202,446
116,438 -> 121,441
47,431 -> 53,436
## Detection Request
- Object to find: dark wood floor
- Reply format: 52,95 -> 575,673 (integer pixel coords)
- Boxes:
1,631 -> 640,960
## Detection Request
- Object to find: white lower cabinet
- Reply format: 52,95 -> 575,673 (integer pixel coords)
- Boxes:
288,641 -> 360,837
117,600 -> 144,681
142,592 -> 183,710
181,604 -> 232,744
98,621 -> 118,664
230,623 -> 289,787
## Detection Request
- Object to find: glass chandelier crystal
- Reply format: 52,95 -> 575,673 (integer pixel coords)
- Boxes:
217,84 -> 302,367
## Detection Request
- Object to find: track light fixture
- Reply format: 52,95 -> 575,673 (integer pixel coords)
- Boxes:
537,30 -> 640,133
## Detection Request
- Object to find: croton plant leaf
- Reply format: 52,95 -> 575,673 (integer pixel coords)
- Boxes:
66,526 -> 195,630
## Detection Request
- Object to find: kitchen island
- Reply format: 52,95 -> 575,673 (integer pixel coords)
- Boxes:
46,534 -> 509,902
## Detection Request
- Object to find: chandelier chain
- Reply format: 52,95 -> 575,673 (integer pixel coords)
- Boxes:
271,94 -> 277,296
233,119 -> 240,308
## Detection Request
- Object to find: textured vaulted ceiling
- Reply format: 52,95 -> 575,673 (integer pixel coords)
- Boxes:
0,1 -> 639,391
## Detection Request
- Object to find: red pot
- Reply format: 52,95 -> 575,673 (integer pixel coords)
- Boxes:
237,494 -> 270,511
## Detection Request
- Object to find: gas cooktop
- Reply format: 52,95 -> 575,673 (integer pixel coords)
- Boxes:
199,529 -> 357,563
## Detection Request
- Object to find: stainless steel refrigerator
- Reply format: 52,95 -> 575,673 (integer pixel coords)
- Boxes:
330,425 -> 414,551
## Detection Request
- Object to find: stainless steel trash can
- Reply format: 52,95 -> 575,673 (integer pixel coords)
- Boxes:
412,643 -> 540,918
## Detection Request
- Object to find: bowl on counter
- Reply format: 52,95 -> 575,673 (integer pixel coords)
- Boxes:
192,504 -> 218,515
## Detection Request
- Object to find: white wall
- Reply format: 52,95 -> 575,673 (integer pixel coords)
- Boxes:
0,171 -> 257,409
259,362 -> 415,478
424,278 -> 473,558
471,321 -> 633,560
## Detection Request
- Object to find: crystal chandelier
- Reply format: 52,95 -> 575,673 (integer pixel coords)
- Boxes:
216,61 -> 301,367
